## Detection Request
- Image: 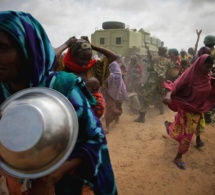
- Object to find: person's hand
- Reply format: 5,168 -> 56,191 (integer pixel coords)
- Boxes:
65,36 -> 77,47
163,91 -> 172,105
30,178 -> 55,195
42,168 -> 64,184
42,158 -> 82,184
81,36 -> 90,43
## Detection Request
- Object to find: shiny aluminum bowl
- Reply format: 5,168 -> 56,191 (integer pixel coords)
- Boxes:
0,87 -> 78,179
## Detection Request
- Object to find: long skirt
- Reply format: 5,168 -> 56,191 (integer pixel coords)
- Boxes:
103,90 -> 122,127
168,109 -> 201,154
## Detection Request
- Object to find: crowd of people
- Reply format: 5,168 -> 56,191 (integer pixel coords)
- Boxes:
0,10 -> 215,194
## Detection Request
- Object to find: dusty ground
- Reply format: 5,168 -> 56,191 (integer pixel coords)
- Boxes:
102,104 -> 215,195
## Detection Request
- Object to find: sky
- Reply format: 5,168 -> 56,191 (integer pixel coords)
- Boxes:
1,0 -> 215,53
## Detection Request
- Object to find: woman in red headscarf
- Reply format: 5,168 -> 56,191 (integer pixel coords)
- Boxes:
54,37 -> 118,120
54,36 -> 117,85
163,54 -> 215,170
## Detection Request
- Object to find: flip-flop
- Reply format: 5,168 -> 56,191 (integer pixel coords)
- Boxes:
164,121 -> 170,135
173,159 -> 186,170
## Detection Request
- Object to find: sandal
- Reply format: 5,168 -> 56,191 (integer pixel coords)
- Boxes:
173,159 -> 186,170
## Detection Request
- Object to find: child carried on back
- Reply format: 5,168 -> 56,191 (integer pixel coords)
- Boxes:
85,77 -> 105,119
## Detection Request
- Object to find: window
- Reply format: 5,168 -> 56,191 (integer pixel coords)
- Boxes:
145,35 -> 151,43
100,37 -> 105,45
116,37 -> 122,45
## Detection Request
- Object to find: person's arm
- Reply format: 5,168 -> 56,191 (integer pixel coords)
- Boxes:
40,157 -> 82,184
81,36 -> 118,63
30,158 -> 82,194
91,44 -> 118,63
54,36 -> 77,59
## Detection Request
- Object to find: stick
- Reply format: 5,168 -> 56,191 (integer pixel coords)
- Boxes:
194,29 -> 202,55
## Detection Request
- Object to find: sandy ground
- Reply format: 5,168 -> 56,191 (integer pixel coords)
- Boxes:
102,104 -> 215,195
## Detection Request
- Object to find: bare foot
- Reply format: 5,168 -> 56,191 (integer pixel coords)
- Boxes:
164,121 -> 170,135
115,118 -> 119,124
196,136 -> 205,147
104,127 -> 109,134
196,140 -> 205,147
104,129 -> 109,134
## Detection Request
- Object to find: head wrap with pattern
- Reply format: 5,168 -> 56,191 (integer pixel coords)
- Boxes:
70,39 -> 92,54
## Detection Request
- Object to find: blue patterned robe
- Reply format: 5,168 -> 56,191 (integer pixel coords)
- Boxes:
0,11 -> 117,195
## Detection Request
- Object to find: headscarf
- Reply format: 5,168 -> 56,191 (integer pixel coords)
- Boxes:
169,48 -> 179,56
0,11 -> 56,87
164,54 -> 215,113
63,39 -> 96,73
198,46 -> 211,56
107,61 -> 128,101
192,46 -> 211,63
0,11 -> 96,106
70,39 -> 92,53
0,11 -> 117,195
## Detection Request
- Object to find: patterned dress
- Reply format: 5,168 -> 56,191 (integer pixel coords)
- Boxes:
164,54 -> 215,155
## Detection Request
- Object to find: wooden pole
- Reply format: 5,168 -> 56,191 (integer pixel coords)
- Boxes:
194,29 -> 202,56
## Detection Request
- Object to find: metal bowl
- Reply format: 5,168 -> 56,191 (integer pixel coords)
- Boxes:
0,87 -> 78,179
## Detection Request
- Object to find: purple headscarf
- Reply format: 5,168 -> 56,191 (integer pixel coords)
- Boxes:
107,61 -> 128,101
192,46 -> 211,63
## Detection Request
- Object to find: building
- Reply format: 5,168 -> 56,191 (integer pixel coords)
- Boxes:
91,21 -> 163,57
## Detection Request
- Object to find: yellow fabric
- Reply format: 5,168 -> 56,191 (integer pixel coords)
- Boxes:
87,57 -> 110,85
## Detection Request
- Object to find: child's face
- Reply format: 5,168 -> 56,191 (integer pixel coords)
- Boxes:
86,80 -> 100,93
